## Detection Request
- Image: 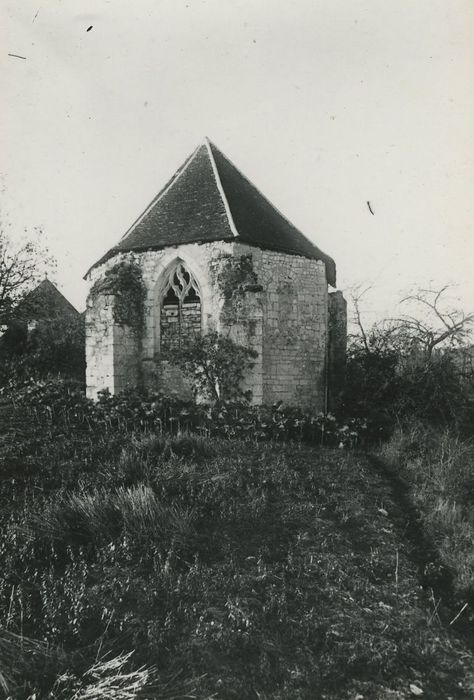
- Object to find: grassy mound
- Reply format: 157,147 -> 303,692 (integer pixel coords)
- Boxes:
0,427 -> 473,698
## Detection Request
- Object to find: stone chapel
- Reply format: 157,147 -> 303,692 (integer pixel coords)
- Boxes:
85,138 -> 346,410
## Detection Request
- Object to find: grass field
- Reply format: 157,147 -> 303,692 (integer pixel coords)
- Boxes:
0,419 -> 473,699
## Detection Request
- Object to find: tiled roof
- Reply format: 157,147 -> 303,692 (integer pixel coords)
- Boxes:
87,139 -> 336,286
18,279 -> 79,320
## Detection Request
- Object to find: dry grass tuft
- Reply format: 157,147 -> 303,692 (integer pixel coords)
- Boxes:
27,484 -> 196,549
55,651 -> 153,700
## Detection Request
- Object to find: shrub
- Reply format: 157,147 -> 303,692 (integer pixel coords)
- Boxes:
343,346 -> 399,439
396,353 -> 472,430
25,315 -> 86,382
166,331 -> 258,404
346,285 -> 474,437
7,376 -> 370,448
0,315 -> 86,386
344,343 -> 473,438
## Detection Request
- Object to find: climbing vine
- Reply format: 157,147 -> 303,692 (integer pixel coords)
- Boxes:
90,260 -> 146,334
211,254 -> 260,299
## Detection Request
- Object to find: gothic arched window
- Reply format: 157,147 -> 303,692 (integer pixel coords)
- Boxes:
160,262 -> 201,352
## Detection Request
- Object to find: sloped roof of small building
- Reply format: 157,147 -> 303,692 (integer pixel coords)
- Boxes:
18,279 -> 79,321
87,139 -> 336,286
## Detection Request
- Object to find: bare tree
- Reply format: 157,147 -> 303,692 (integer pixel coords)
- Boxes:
348,285 -> 402,357
349,285 -> 473,360
393,286 -> 473,359
0,220 -> 55,324
349,285 -> 372,355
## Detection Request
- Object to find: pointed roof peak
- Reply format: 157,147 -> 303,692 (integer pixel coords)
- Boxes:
86,140 -> 336,286
20,278 -> 79,319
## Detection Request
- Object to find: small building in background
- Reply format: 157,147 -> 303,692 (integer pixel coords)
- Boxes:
1,278 -> 79,343
20,278 -> 80,326
0,279 -> 83,382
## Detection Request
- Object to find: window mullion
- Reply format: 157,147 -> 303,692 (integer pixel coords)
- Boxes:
178,298 -> 183,348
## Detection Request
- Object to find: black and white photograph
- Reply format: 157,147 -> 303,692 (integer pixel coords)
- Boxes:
1,1 -> 473,697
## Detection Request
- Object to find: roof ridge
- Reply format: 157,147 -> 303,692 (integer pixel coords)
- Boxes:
203,137 -> 239,238
207,140 -> 336,286
118,143 -> 203,242
208,140 -> 316,246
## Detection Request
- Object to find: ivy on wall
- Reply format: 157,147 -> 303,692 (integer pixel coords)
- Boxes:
90,260 -> 146,335
211,254 -> 261,300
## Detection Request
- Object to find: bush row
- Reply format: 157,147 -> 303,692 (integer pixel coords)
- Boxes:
7,377 -> 370,447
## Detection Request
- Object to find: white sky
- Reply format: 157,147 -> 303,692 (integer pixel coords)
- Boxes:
1,0 -> 473,323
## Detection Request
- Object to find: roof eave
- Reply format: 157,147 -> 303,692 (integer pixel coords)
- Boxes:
85,239 -> 336,287
84,234 -> 237,280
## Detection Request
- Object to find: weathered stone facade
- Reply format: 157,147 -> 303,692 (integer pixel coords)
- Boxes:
85,241 -> 337,410
85,139 -> 346,409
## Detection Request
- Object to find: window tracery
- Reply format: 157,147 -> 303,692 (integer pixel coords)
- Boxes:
160,262 -> 201,351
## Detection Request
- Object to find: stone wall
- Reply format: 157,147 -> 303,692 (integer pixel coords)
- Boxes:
235,244 -> 328,410
217,277 -> 264,404
86,241 -> 333,410
327,290 -> 347,411
85,291 -> 141,397
85,293 -> 115,397
86,242 -> 233,399
112,323 -> 141,394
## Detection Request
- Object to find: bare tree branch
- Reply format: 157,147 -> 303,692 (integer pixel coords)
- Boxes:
349,285 -> 373,356
0,222 -> 55,323
356,286 -> 474,361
